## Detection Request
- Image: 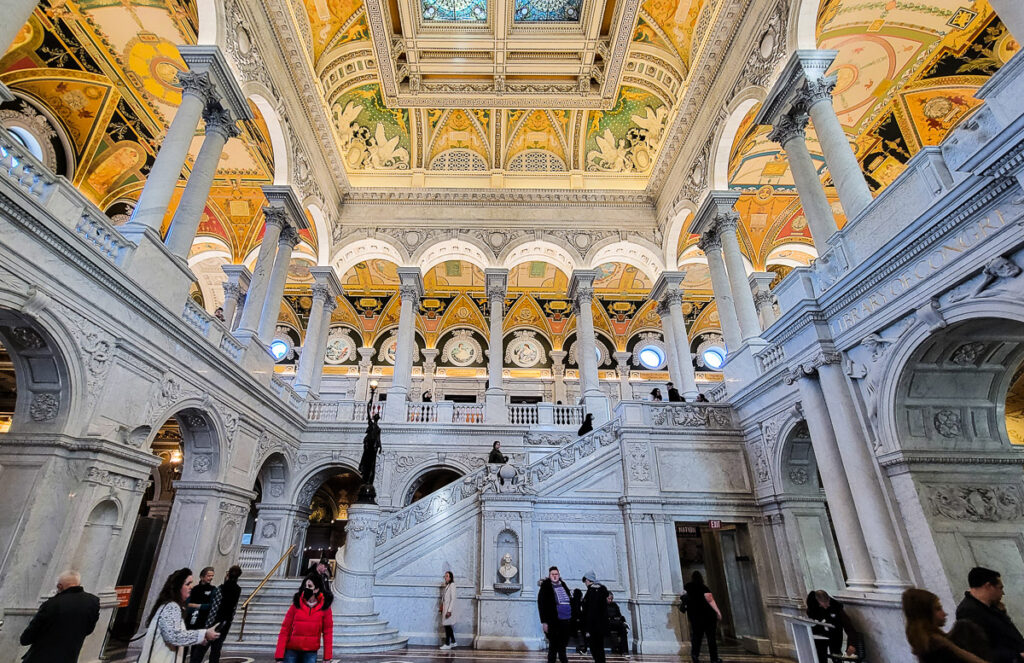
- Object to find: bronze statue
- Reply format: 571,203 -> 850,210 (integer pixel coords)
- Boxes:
358,398 -> 382,502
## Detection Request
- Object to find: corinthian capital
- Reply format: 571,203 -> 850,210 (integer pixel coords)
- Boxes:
714,210 -> 741,235
398,283 -> 420,303
311,283 -> 331,303
176,70 -> 214,103
767,111 -> 809,147
278,225 -> 300,248
697,229 -> 722,254
487,284 -> 506,305
263,206 -> 288,230
202,104 -> 240,140
659,289 -> 683,312
222,282 -> 241,300
797,74 -> 838,109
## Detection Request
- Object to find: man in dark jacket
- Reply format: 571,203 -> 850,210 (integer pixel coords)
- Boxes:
667,382 -> 683,402
204,565 -> 243,663
581,571 -> 610,663
20,570 -> 100,663
806,590 -> 861,662
956,566 -> 1024,663
538,566 -> 573,663
187,566 -> 217,662
606,592 -> 629,655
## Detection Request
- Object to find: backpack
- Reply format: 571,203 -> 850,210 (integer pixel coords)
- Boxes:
678,592 -> 688,614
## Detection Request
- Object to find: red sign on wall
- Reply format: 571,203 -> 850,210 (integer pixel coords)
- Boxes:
115,586 -> 132,607
708,520 -> 722,530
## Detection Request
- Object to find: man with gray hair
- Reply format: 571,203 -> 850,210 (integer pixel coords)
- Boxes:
20,570 -> 100,662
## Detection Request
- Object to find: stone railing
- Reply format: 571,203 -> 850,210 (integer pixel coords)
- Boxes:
552,404 -> 584,426
376,466 -> 488,545
453,403 -> 484,423
756,343 -> 786,373
270,375 -> 304,412
238,544 -> 269,572
614,400 -> 733,428
182,298 -> 213,336
407,401 -> 437,422
508,403 -> 538,425
307,399 -> 379,422
218,333 -> 244,362
0,127 -> 134,267
706,382 -> 728,403
526,419 -> 620,488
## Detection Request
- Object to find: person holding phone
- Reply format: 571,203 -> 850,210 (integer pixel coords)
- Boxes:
138,568 -> 220,663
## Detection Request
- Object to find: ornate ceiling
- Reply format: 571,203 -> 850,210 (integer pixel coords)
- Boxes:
0,0 -> 1019,354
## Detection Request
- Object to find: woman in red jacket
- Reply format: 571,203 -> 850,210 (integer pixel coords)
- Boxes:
275,574 -> 334,663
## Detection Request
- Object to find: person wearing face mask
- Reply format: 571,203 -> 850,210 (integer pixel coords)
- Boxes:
275,574 -> 334,663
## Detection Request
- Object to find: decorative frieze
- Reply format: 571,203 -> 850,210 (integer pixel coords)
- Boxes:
925,484 -> 1024,522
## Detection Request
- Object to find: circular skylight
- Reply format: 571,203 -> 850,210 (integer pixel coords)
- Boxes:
269,339 -> 290,362
702,347 -> 726,370
637,345 -> 665,370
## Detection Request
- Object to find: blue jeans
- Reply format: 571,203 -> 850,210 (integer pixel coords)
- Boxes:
283,650 -> 318,663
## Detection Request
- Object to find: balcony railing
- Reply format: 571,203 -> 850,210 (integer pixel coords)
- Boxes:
508,403 -> 539,425
238,544 -> 269,572
453,403 -> 484,423
407,401 -> 437,422
307,400 -> 381,422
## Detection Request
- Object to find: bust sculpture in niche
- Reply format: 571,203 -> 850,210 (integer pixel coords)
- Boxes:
499,552 -> 518,583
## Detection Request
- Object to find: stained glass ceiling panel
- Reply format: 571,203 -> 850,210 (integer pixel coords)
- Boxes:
513,0 -> 581,22
421,0 -> 487,21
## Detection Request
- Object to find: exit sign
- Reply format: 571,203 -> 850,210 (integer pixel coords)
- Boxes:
708,520 -> 722,530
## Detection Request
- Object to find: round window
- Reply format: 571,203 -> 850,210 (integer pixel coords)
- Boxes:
7,126 -> 44,161
702,347 -> 726,370
637,345 -> 665,370
269,339 -> 290,362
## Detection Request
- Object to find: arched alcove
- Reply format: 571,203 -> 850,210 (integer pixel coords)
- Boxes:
403,466 -> 465,506
0,308 -> 74,432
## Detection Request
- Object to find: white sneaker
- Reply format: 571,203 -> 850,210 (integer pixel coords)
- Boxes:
451,642 -> 458,649
440,644 -> 451,650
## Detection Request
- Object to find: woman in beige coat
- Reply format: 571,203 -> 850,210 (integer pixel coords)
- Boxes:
439,571 -> 458,650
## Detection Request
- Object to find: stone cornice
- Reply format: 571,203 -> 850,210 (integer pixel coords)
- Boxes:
342,188 -> 655,207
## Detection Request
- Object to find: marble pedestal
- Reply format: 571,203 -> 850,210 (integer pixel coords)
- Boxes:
332,503 -> 408,652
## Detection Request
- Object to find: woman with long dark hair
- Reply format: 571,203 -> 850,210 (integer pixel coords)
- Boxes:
275,573 -> 334,663
902,588 -> 989,663
138,568 -> 220,663
439,570 -> 458,649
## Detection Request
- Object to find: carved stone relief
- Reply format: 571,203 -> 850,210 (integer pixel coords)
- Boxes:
925,484 -> 1024,522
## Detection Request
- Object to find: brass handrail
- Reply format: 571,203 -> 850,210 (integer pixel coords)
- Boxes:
237,544 -> 296,641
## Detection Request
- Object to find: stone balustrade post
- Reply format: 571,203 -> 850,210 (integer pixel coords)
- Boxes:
421,348 -> 438,400
550,350 -> 567,404
355,347 -> 375,402
569,270 -> 610,423
221,265 -> 251,330
766,111 -> 838,250
785,365 -> 875,591
485,268 -> 509,423
385,268 -> 423,422
613,350 -> 632,401
294,267 -> 343,398
749,271 -> 778,329
256,225 -> 300,343
164,104 -> 239,258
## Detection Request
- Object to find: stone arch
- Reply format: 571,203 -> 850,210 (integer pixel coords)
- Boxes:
292,461 -> 361,507
787,0 -> 820,51
663,203 -> 696,268
331,237 -> 407,277
305,203 -> 332,265
246,90 -> 290,186
413,237 -> 495,274
72,499 -> 123,577
254,451 -> 292,503
712,91 -> 765,190
585,239 -> 665,282
0,296 -> 81,434
399,464 -> 468,506
880,306 -> 1024,455
499,239 -> 580,277
142,403 -> 226,483
196,0 -> 222,46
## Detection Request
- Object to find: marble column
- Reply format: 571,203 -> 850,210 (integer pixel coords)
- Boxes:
990,0 -> 1024,41
798,73 -> 873,219
767,111 -> 838,250
257,225 -> 300,343
550,350 -> 567,404
421,348 -> 439,400
294,268 -> 343,398
234,208 -> 286,339
164,104 -> 240,258
2,2 -> 37,56
663,292 -> 699,401
716,213 -> 762,342
221,265 -> 251,330
355,347 -> 375,402
613,350 -> 632,401
485,269 -> 509,423
816,355 -> 906,588
129,71 -> 213,232
569,270 -> 610,423
656,301 -> 684,388
749,272 -> 778,329
698,231 -> 743,352
786,366 -> 875,591
385,268 -> 423,422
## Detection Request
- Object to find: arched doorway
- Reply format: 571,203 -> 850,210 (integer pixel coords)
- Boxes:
292,466 -> 361,575
0,308 -> 73,431
0,336 -> 14,431
403,466 -> 465,506
889,316 -> 1024,623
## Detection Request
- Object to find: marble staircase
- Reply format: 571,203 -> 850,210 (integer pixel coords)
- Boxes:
226,577 -> 408,655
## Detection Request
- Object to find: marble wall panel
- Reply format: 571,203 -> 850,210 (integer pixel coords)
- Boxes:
655,447 -> 751,493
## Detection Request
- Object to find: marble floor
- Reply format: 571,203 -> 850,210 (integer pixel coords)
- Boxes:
156,644 -> 789,663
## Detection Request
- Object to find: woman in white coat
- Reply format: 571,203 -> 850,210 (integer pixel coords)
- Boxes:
138,568 -> 220,663
439,571 -> 458,650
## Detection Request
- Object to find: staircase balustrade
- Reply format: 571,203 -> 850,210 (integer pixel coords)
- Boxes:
238,544 -> 269,572
508,403 -> 538,425
406,401 -> 437,422
238,543 -> 296,641
453,403 -> 484,423
553,403 -> 584,426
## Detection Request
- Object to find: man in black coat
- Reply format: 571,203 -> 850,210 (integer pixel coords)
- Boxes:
20,570 -> 100,663
606,591 -> 630,655
538,566 -> 573,663
956,566 -> 1024,663
581,571 -> 610,663
205,565 -> 244,663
